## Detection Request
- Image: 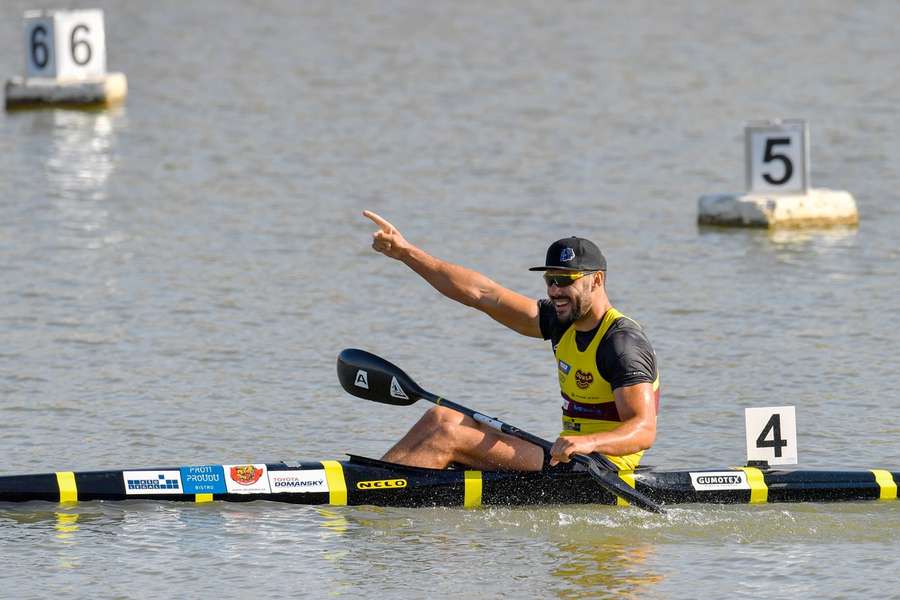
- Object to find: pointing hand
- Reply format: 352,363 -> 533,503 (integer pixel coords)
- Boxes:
363,210 -> 410,259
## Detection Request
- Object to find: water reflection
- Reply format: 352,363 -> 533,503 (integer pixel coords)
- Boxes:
54,511 -> 80,539
697,224 -> 858,246
0,506 -> 89,527
695,224 -> 860,271
20,109 -> 126,254
37,108 -> 121,200
0,507 -> 84,569
300,505 -> 666,597
550,541 -> 662,599
316,507 -> 350,536
767,226 -> 858,247
54,511 -> 81,570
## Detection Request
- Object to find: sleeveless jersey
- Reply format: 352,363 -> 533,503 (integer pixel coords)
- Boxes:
553,307 -> 660,471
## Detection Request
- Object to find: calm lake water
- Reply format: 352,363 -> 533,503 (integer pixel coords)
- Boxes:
1,1 -> 898,598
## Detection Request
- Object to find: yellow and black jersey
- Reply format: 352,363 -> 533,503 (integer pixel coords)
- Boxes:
538,300 -> 660,470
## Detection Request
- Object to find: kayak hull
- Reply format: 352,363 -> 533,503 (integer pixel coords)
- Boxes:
0,455 -> 896,507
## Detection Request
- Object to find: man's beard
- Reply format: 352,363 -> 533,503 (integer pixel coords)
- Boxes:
558,293 -> 593,327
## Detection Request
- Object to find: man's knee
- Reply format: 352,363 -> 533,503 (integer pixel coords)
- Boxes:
421,406 -> 464,439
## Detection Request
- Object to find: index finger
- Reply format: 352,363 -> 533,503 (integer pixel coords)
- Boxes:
362,210 -> 395,233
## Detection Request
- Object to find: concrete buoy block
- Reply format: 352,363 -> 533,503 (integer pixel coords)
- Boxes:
4,72 -> 127,109
697,188 -> 858,228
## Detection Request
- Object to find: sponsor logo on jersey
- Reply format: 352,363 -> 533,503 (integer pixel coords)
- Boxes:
574,369 -> 594,389
558,360 -> 571,375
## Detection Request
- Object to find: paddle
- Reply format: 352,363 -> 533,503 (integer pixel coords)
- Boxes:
336,348 -> 666,514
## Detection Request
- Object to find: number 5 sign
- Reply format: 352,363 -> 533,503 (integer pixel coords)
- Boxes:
24,9 -> 107,80
745,406 -> 798,465
745,120 -> 809,195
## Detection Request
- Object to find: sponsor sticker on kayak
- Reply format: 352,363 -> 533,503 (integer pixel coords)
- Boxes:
124,470 -> 183,495
689,471 -> 750,491
357,479 -> 407,490
268,470 -> 329,493
223,464 -> 272,494
180,465 -> 227,494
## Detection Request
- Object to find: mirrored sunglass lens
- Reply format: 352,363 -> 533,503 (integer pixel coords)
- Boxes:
544,273 -> 581,287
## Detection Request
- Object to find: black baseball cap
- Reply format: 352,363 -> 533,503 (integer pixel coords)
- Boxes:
528,237 -> 607,272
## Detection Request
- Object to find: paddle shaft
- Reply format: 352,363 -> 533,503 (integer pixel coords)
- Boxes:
427,394 -> 619,472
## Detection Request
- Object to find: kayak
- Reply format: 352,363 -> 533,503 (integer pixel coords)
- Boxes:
1,455 -> 896,507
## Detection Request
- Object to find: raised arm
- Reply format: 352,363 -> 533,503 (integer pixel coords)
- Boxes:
364,210 -> 542,338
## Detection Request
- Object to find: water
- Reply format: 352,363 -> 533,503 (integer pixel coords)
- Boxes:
1,1 -> 898,597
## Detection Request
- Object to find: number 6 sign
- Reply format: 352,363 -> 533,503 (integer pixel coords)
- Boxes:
745,406 -> 798,466
24,9 -> 107,80
745,120 -> 809,195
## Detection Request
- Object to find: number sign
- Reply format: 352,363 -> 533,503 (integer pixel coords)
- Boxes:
745,406 -> 798,466
24,10 -> 107,80
745,120 -> 809,194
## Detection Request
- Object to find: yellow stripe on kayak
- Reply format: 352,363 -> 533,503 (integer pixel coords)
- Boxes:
195,494 -> 213,503
56,471 -> 77,503
871,470 -> 897,501
739,467 -> 768,503
464,470 -> 482,508
322,461 -> 347,506
616,471 -> 636,507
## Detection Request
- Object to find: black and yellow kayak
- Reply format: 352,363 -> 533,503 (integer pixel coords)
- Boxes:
1,454 -> 896,508
5,351 -> 896,509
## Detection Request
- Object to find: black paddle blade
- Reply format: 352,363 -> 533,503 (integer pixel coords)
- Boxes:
584,456 -> 667,514
336,349 -> 422,406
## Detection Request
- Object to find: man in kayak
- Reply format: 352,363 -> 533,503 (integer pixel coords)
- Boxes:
364,210 -> 659,472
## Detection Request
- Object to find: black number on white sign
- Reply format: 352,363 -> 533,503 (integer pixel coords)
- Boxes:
762,137 -> 793,185
31,25 -> 49,69
755,413 -> 788,457
70,24 -> 92,66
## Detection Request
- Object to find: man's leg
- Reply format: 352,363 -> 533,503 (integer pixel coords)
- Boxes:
381,405 -> 545,471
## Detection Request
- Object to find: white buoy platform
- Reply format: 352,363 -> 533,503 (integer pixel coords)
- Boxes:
699,119 -> 859,228
698,188 -> 858,228
4,9 -> 127,110
4,73 -> 127,109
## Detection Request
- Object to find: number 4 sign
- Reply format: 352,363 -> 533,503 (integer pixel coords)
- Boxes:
745,406 -> 798,466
